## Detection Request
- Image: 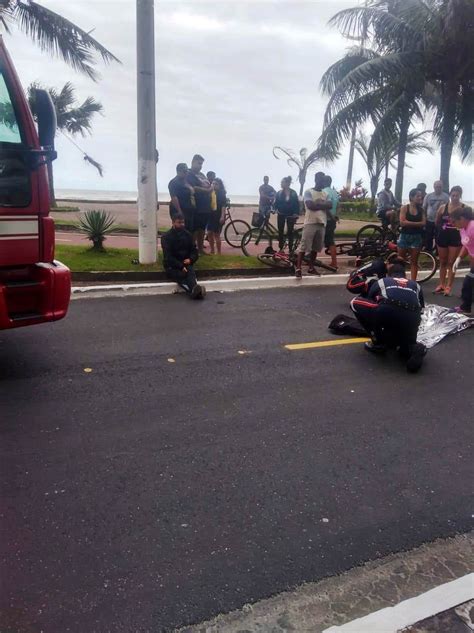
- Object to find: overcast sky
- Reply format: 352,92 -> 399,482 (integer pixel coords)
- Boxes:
3,0 -> 473,199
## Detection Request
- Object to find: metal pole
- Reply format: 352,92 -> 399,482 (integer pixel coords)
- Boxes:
137,0 -> 157,263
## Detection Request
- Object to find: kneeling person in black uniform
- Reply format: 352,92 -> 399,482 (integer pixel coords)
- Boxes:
347,258 -> 426,372
161,214 -> 206,299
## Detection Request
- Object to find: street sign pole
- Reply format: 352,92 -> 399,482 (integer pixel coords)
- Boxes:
137,0 -> 157,263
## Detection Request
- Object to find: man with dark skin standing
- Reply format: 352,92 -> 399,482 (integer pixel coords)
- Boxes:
258,176 -> 276,219
186,154 -> 212,255
168,163 -> 195,233
295,172 -> 332,277
161,214 -> 206,299
376,178 -> 401,229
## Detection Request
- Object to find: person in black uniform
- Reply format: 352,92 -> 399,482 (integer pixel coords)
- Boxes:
347,258 -> 426,372
161,214 -> 206,299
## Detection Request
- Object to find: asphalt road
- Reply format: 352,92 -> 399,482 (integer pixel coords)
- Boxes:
1,283 -> 472,633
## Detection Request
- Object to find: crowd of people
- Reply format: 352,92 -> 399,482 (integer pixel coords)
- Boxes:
374,176 -> 473,312
162,154 -> 472,318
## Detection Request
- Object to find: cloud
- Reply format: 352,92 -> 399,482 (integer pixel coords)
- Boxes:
2,0 -> 471,200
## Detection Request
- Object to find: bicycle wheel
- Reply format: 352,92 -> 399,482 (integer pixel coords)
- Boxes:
314,259 -> 338,273
356,224 -> 384,243
325,242 -> 358,256
257,253 -> 293,269
387,251 -> 437,283
240,228 -> 275,257
224,219 -> 251,248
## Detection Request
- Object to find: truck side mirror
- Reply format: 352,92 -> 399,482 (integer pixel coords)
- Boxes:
34,89 -> 57,148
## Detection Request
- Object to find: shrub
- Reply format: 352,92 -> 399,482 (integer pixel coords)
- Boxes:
78,210 -> 116,251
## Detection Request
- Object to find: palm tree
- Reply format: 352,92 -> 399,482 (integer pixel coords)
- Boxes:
317,11 -> 426,202
272,146 -> 322,195
28,82 -> 104,205
320,0 -> 473,194
0,0 -> 119,80
355,130 -> 433,206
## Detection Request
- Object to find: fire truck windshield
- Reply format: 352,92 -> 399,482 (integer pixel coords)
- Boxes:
0,71 -> 21,143
0,67 -> 31,207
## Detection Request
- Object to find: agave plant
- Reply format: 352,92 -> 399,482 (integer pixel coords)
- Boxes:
78,210 -> 116,251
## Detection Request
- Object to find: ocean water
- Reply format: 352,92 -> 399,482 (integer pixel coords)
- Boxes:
55,189 -> 473,208
56,188 -> 259,205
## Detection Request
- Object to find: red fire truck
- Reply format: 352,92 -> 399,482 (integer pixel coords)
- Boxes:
0,37 -> 70,330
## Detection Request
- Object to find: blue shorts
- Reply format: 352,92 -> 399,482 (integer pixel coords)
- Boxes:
398,233 -> 423,249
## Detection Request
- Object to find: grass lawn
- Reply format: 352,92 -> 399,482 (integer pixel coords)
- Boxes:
338,210 -> 376,222
55,245 -> 265,272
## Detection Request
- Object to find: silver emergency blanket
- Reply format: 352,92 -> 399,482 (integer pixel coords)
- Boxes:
417,303 -> 473,348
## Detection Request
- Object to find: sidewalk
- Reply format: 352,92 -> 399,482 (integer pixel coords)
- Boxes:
179,533 -> 473,633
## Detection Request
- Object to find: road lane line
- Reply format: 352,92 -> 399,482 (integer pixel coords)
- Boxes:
285,337 -> 370,350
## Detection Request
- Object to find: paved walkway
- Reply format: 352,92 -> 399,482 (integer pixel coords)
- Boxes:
180,534 -> 473,632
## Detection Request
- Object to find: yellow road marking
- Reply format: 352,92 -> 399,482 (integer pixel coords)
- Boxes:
285,337 -> 370,350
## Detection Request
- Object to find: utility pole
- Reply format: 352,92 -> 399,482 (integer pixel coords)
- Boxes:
137,0 -> 157,263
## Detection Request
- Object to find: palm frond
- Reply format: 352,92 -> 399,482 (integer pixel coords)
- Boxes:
320,46 -> 380,95
14,0 -> 120,80
329,5 -> 418,50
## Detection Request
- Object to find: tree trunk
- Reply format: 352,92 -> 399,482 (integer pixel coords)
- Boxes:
439,81 -> 457,193
46,154 -> 57,208
385,163 -> 389,180
298,169 -> 306,196
345,122 -> 357,189
370,174 -> 378,212
394,109 -> 410,203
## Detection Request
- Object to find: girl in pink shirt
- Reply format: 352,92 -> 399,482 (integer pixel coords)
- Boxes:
452,207 -> 474,314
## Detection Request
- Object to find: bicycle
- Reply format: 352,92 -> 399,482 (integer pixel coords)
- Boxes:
240,212 -> 279,256
325,237 -> 437,283
356,221 -> 400,244
222,200 -> 251,248
256,228 -> 337,274
240,211 -> 306,257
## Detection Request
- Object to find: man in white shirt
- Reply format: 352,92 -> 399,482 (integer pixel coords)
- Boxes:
423,180 -> 449,253
295,172 -> 333,278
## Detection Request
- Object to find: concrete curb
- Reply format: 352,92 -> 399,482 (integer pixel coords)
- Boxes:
71,273 -> 349,299
178,532 -> 474,633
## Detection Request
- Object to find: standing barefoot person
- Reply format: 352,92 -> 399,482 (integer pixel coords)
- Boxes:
207,178 -> 227,255
397,188 -> 426,281
452,207 -> 474,314
434,185 -> 465,296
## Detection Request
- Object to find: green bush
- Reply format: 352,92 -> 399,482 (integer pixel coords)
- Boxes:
338,199 -> 375,221
78,209 -> 116,251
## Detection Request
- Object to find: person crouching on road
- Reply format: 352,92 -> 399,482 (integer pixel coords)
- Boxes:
347,258 -> 426,372
452,206 -> 474,314
161,214 -> 206,299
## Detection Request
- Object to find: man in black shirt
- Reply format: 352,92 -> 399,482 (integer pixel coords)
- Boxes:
161,214 -> 206,299
186,154 -> 212,255
168,163 -> 195,233
258,176 -> 276,218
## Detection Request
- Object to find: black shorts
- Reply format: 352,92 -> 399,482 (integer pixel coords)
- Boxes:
193,213 -> 210,232
324,218 -> 336,248
207,210 -> 223,233
436,228 -> 461,248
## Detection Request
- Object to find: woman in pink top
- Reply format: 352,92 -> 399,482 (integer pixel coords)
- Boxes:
452,206 -> 474,314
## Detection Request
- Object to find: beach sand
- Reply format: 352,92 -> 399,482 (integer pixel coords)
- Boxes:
55,199 -> 366,234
